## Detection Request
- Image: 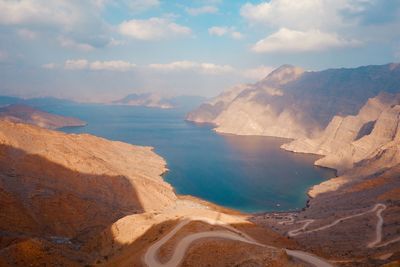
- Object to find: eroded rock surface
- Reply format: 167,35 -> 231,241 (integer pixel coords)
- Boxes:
188,63 -> 400,139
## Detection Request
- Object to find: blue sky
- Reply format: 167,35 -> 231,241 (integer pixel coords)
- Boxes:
0,0 -> 399,102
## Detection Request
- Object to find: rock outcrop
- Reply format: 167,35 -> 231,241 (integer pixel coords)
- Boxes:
282,93 -> 400,174
0,104 -> 86,129
187,63 -> 400,139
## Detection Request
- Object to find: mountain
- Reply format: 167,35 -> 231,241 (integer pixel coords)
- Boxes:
113,93 -> 207,110
0,120 -> 299,266
282,93 -> 400,173
112,93 -> 174,109
0,96 -> 78,108
187,63 -> 400,139
0,104 -> 86,129
252,93 -> 400,266
0,120 -> 177,266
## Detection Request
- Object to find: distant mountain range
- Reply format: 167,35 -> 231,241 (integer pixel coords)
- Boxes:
112,93 -> 175,109
112,93 -> 206,109
187,63 -> 400,139
0,104 -> 86,129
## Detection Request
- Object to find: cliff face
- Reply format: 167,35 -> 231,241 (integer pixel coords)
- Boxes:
187,63 -> 400,139
282,93 -> 400,174
0,120 -> 176,241
0,104 -> 86,129
252,93 -> 400,266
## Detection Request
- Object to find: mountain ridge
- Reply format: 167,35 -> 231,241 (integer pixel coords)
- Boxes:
187,62 -> 400,139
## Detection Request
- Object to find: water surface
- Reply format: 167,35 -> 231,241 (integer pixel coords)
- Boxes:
46,103 -> 335,213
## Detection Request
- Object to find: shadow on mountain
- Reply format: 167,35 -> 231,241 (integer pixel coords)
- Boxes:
0,144 -> 145,266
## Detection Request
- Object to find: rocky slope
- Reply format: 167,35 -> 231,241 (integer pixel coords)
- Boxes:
282,93 -> 400,174
0,120 -> 301,266
187,63 -> 400,139
112,93 -> 174,109
0,120 -> 177,265
252,93 -> 400,266
0,104 -> 86,129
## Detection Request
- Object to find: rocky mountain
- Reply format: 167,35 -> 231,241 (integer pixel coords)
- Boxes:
112,93 -> 174,109
0,104 -> 86,129
252,92 -> 400,266
282,92 -> 400,174
187,63 -> 400,139
0,120 -> 301,266
0,120 -> 177,265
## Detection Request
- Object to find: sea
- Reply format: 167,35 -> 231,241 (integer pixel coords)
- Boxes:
42,102 -> 335,213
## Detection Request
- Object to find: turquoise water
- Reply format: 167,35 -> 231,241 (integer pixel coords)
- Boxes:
46,103 -> 335,213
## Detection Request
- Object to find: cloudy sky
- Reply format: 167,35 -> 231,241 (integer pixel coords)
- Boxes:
0,0 -> 399,102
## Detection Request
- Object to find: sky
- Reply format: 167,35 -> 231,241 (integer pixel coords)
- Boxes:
0,0 -> 399,102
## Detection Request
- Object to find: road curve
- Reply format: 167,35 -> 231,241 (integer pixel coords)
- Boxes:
288,203 -> 400,249
143,217 -> 334,267
288,204 -> 386,238
368,204 -> 385,248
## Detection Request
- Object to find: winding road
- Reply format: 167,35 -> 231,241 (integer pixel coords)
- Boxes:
142,203 -> 400,267
143,217 -> 334,267
288,203 -> 400,248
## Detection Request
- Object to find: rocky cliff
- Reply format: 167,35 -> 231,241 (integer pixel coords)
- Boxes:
0,104 -> 86,129
282,93 -> 400,174
187,63 -> 400,139
252,92 -> 400,266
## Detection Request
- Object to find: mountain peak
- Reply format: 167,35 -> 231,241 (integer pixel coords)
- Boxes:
261,64 -> 304,85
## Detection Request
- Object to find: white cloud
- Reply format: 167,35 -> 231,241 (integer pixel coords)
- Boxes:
252,28 -> 360,53
208,26 -> 243,39
92,0 -> 159,12
58,36 -> 95,52
119,18 -> 192,40
243,65 -> 275,80
17,28 -> 38,40
231,31 -> 244,40
200,63 -> 235,75
0,1 -> 85,30
64,59 -> 136,71
0,1 -> 113,52
108,38 -> 126,46
208,26 -> 228,36
42,63 -> 58,69
91,0 -> 109,9
240,0 -> 347,31
90,60 -> 136,71
65,59 -> 89,70
149,61 -> 197,71
186,5 -> 218,16
149,61 -> 234,75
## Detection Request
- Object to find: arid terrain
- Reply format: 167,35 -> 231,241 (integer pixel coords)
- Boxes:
187,63 -> 400,139
0,104 -> 86,129
1,64 -> 400,267
187,63 -> 400,266
0,120 -> 323,267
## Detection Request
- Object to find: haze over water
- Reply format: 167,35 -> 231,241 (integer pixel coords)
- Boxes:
50,103 -> 335,213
